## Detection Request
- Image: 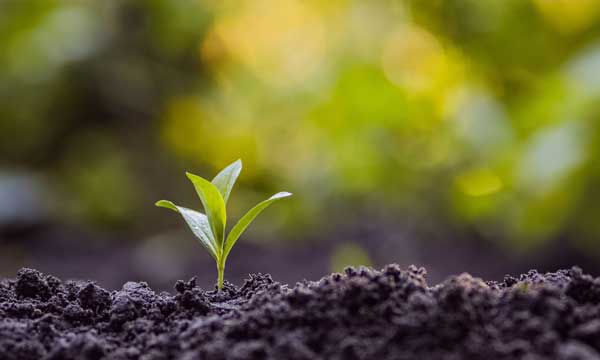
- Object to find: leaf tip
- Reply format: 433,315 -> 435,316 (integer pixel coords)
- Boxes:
186,171 -> 207,183
226,159 -> 242,173
155,200 -> 178,212
271,191 -> 293,200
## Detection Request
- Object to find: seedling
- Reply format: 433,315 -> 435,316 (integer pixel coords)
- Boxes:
155,160 -> 291,290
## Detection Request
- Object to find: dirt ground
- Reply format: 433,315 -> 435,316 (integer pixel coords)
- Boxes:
2,265 -> 600,359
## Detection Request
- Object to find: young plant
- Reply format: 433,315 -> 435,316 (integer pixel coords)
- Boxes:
155,160 -> 291,290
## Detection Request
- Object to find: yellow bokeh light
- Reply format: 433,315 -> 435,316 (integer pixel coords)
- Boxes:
203,0 -> 327,88
533,0 -> 600,33
456,168 -> 503,197
381,25 -> 447,93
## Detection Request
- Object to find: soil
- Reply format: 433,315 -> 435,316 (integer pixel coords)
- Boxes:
2,266 -> 600,360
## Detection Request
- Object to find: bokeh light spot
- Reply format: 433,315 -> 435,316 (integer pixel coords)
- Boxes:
456,168 -> 503,197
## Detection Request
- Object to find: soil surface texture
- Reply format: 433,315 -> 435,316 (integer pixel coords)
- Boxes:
1,266 -> 600,360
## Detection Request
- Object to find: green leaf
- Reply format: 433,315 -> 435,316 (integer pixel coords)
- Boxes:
223,192 -> 292,259
155,200 -> 218,260
212,159 -> 242,204
186,172 -> 227,250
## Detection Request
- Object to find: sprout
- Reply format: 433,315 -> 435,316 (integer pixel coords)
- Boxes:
155,160 -> 292,290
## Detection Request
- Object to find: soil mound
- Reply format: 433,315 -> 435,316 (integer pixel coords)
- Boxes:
1,265 -> 600,359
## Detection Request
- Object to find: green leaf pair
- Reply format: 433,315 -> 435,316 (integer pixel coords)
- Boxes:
155,160 -> 292,290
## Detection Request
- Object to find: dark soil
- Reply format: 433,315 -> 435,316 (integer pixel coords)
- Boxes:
2,266 -> 600,360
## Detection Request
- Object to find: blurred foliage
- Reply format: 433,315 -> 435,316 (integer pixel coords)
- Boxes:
2,0 -> 600,254
331,242 -> 373,273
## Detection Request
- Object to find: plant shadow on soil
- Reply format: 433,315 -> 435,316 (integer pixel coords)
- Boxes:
2,266 -> 600,359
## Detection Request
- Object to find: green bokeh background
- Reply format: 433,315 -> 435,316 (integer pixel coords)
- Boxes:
2,0 -> 600,288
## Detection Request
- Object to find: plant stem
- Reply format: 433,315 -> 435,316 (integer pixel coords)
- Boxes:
217,259 -> 225,291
